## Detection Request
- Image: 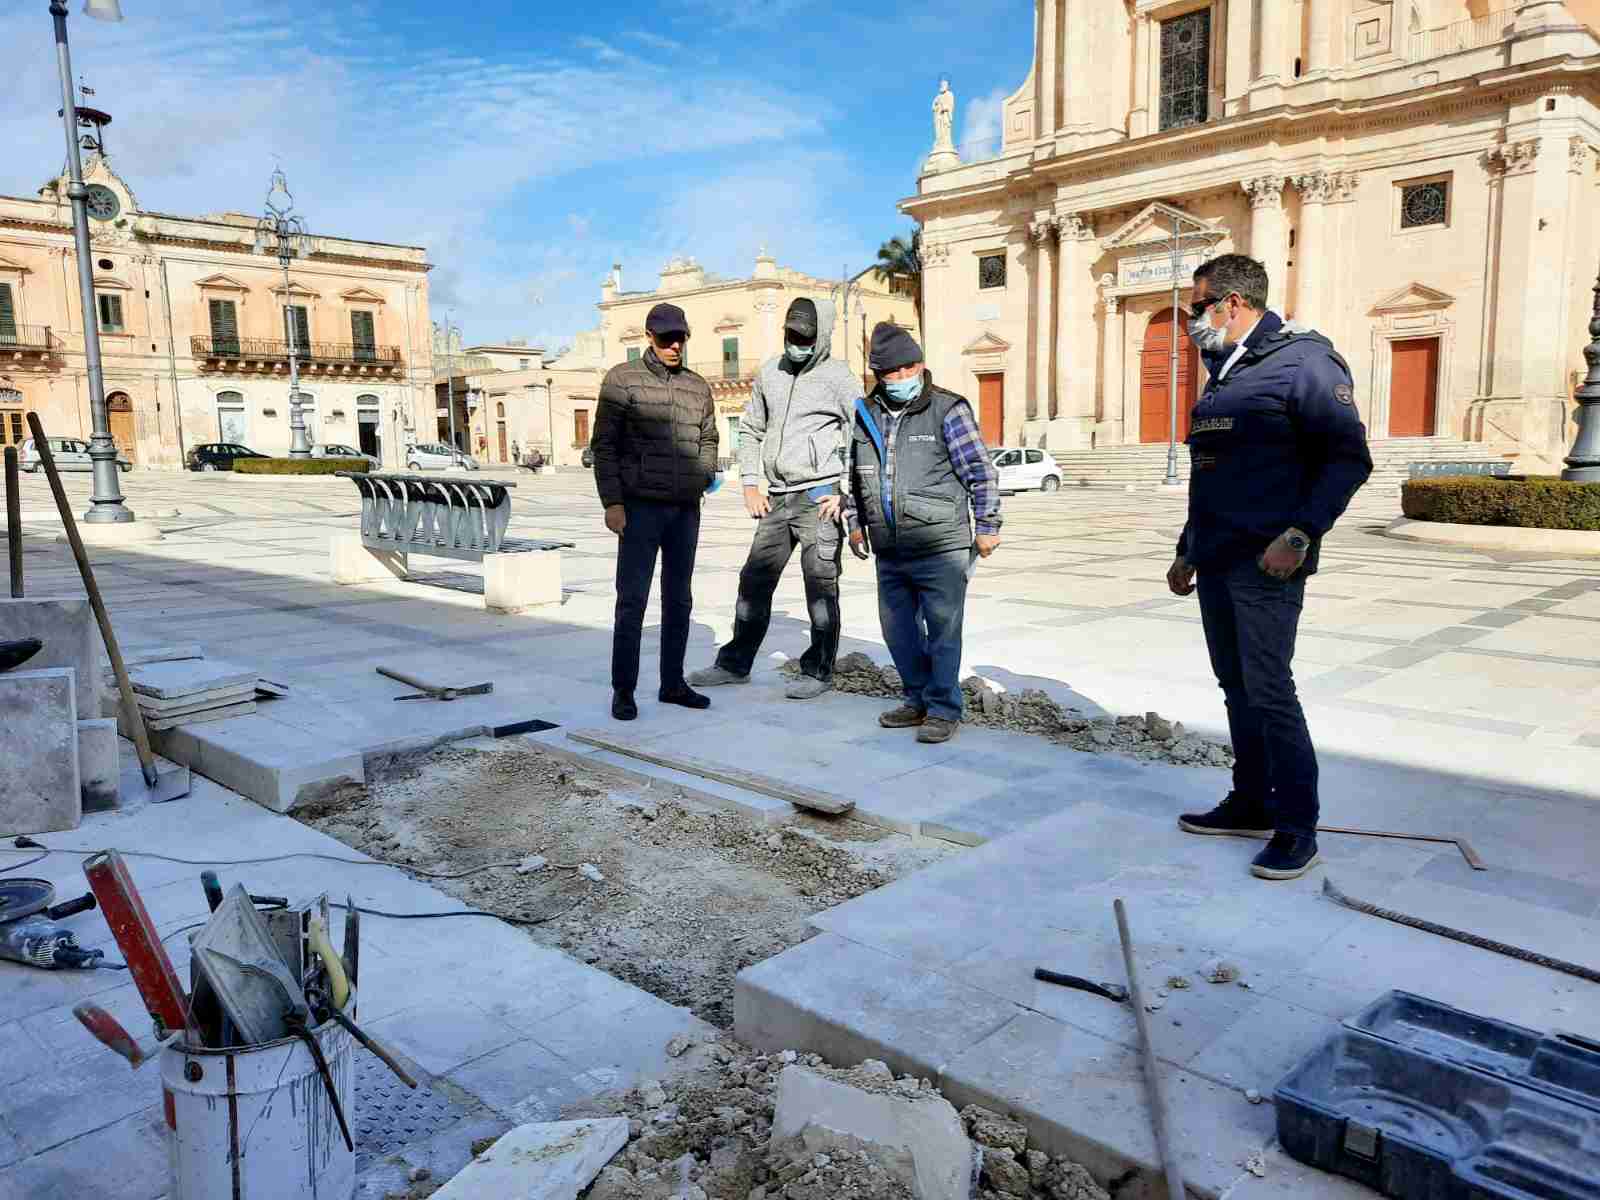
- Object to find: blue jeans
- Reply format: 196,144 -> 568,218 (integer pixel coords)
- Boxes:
875,549 -> 971,722
1196,559 -> 1319,835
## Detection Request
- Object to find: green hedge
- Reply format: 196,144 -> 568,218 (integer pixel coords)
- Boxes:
1401,476 -> 1600,531
233,457 -> 370,476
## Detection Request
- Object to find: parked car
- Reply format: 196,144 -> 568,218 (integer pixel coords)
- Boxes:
404,442 -> 478,471
186,442 -> 268,472
313,443 -> 381,470
18,437 -> 131,474
990,447 -> 1062,493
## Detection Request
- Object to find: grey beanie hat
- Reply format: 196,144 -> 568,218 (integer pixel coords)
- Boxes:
868,322 -> 923,373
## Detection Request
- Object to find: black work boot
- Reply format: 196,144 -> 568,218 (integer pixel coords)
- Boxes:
1250,832 -> 1322,880
0,638 -> 43,674
1178,792 -> 1273,839
611,691 -> 638,721
658,683 -> 710,710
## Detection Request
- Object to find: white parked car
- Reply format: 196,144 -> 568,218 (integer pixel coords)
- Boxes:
18,436 -> 132,474
990,447 -> 1061,493
313,443 -> 381,470
404,442 -> 478,471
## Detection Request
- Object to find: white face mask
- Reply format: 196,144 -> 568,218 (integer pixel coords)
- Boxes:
1188,314 -> 1226,354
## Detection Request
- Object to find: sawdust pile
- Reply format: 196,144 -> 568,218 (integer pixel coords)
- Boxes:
299,742 -> 950,1027
569,1036 -> 1110,1200
787,652 -> 1234,768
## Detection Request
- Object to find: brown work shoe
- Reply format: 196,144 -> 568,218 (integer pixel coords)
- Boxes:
878,703 -> 926,728
916,717 -> 958,744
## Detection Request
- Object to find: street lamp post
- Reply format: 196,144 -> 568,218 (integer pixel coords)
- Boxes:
50,0 -> 134,524
1162,215 -> 1222,488
1563,263 -> 1600,482
253,169 -> 310,457
434,314 -> 460,451
544,376 -> 555,466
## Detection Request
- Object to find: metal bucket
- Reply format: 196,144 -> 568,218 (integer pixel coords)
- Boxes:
161,1015 -> 356,1200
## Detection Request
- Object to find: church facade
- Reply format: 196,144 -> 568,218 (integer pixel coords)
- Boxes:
905,2 -> 1600,469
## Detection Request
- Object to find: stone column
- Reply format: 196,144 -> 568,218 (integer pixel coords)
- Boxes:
1306,0 -> 1337,73
1244,175 -> 1289,311
1038,0 -> 1058,139
1055,213 -> 1097,433
919,238 -> 953,391
1254,0 -> 1287,106
1224,0 -> 1253,116
1292,171 -> 1335,325
1102,288 -> 1126,440
1029,216 -> 1058,422
1130,13 -> 1152,135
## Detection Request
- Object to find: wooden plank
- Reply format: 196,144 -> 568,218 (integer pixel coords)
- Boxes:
567,729 -> 855,816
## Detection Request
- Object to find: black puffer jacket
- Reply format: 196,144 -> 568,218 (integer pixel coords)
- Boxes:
591,349 -> 719,508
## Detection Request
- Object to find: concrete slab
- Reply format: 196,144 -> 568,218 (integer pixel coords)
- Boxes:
430,1117 -> 627,1200
145,699 -> 256,731
0,669 -> 80,835
76,718 -> 118,812
127,657 -> 256,699
0,597 -> 105,723
134,682 -> 255,715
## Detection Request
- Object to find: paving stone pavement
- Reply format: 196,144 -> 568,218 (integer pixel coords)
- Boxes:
5,467 -> 1600,1198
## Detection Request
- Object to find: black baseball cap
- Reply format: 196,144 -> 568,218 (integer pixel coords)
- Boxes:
784,298 -> 818,339
645,302 -> 689,338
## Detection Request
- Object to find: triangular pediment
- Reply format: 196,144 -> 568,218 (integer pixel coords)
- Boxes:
713,313 -> 744,333
1370,282 -> 1454,314
0,254 -> 32,275
268,278 -> 320,299
196,273 -> 250,292
619,326 -> 646,342
1100,201 -> 1227,251
962,331 -> 1012,355
339,286 -> 386,305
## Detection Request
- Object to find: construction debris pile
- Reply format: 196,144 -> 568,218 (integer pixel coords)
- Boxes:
789,652 -> 1233,767
563,1036 -> 1111,1200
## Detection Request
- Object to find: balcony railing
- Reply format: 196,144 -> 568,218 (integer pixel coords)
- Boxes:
191,335 -> 402,366
1407,9 -> 1515,61
0,324 -> 55,354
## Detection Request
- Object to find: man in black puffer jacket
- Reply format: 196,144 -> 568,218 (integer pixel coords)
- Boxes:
592,302 -> 720,721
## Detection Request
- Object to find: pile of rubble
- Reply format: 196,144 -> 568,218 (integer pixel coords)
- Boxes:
571,1035 -> 1111,1200
791,652 -> 1233,768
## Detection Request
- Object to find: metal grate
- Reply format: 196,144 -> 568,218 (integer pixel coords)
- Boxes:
352,1052 -> 477,1166
1159,9 -> 1211,131
1400,181 -> 1448,229
978,253 -> 1007,290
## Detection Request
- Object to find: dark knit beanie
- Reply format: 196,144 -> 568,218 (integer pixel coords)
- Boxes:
868,322 -> 923,373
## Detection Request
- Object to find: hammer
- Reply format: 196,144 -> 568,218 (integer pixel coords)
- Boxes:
1033,968 -> 1129,1003
377,666 -> 493,702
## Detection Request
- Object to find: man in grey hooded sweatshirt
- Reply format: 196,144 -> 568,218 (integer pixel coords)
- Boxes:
689,297 -> 860,699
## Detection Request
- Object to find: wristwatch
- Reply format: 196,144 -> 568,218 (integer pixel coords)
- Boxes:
1284,530 -> 1311,553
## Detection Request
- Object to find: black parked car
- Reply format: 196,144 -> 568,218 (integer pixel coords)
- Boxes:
187,442 -> 268,472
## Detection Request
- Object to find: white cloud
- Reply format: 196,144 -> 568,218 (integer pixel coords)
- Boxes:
575,36 -> 626,63
958,85 -> 1008,156
623,30 -> 686,53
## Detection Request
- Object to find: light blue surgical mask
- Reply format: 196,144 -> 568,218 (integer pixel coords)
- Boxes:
785,342 -> 814,364
1188,315 -> 1226,354
883,375 -> 922,405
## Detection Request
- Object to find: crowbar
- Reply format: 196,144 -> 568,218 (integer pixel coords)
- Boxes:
376,665 -> 492,702
1316,824 -> 1485,870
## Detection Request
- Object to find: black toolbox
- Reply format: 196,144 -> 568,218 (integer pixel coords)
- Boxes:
1275,990 -> 1600,1199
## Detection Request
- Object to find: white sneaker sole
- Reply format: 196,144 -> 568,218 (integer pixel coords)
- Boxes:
1251,852 -> 1323,881
1178,819 -> 1273,839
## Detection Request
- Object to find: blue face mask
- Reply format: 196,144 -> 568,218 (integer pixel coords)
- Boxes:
883,374 -> 922,405
785,342 -> 814,364
1188,315 -> 1226,355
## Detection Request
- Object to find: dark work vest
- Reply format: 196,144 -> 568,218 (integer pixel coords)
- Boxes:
850,375 -> 973,560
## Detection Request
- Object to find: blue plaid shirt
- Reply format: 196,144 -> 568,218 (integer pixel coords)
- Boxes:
845,396 -> 1001,536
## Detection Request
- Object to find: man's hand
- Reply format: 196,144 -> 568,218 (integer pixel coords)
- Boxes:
848,529 -> 870,560
817,493 -> 842,523
974,533 -> 1001,558
1258,530 -> 1308,580
743,485 -> 770,520
604,504 -> 627,536
1167,556 -> 1196,596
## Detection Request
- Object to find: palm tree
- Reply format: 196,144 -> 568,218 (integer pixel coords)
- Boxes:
873,228 -> 923,332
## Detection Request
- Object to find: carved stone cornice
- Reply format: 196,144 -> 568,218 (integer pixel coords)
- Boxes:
922,239 -> 952,269
1028,216 -> 1058,246
1483,138 -> 1541,177
1294,170 -> 1336,204
1570,137 -> 1596,175
1054,211 -> 1094,242
1243,175 -> 1286,210
1332,170 -> 1360,202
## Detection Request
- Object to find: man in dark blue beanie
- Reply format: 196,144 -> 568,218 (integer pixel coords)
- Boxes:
842,323 -> 1002,744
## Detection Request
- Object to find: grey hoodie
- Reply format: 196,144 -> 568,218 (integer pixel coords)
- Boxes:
738,297 -> 862,493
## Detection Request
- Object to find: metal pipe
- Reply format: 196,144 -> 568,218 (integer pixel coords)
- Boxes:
1114,899 -> 1187,1200
51,1 -> 133,524
5,446 -> 21,597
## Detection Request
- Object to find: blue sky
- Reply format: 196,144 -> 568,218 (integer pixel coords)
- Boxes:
0,0 -> 1034,351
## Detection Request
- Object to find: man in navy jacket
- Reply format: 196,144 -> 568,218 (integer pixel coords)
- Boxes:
1167,254 -> 1372,880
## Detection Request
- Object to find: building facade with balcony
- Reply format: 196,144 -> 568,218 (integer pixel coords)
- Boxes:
907,1 -> 1600,469
0,156 -> 434,469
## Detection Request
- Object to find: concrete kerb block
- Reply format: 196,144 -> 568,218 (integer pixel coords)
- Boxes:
328,531 -> 408,585
431,1117 -> 628,1199
78,718 -> 119,812
771,1066 -> 973,1200
0,596 -> 106,722
0,668 -> 81,835
483,549 -> 562,612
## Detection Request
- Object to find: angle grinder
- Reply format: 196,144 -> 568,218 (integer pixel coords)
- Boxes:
0,878 -> 103,970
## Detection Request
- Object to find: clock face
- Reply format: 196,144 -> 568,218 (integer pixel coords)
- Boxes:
84,185 -> 120,222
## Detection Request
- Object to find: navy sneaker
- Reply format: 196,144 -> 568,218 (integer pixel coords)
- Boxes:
1250,833 -> 1322,880
658,683 -> 711,710
1178,792 -> 1272,839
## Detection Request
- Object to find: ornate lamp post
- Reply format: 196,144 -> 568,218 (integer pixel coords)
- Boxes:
433,314 -> 461,451
1563,266 -> 1600,483
50,0 -> 135,524
253,169 -> 311,457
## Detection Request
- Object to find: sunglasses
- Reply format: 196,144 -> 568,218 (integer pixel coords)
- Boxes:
1187,295 -> 1226,322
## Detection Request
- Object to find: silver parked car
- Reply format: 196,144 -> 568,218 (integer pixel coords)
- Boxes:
18,436 -> 132,474
313,443 -> 381,470
404,442 -> 478,471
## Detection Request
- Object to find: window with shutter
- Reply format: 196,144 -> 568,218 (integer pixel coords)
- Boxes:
283,305 -> 310,353
0,284 -> 16,340
722,337 -> 739,378
209,299 -> 239,356
351,310 -> 376,361
97,293 -> 124,333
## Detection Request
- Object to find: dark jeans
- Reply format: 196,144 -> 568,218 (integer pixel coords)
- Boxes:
715,491 -> 842,681
612,499 -> 702,695
876,548 -> 971,722
1196,559 -> 1319,835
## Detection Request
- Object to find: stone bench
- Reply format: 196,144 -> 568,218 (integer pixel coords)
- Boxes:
330,472 -> 572,612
